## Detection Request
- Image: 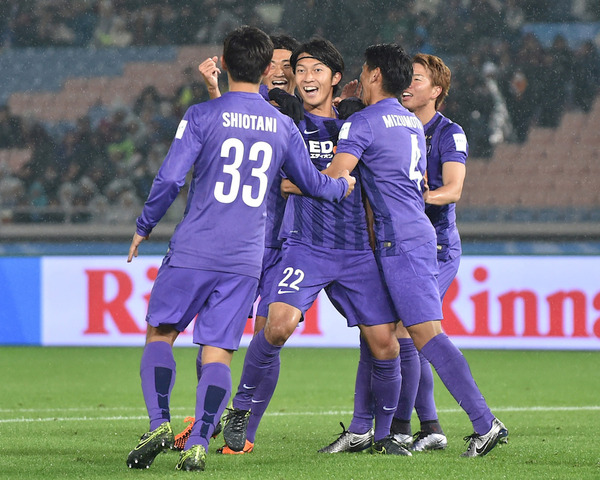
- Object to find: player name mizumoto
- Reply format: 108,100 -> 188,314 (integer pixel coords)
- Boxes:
222,112 -> 278,132
381,114 -> 423,129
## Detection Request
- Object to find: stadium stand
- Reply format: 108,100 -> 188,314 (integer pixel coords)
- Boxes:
0,0 -> 599,241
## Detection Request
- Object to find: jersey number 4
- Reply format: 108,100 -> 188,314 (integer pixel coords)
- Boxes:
214,138 -> 272,207
409,134 -> 424,191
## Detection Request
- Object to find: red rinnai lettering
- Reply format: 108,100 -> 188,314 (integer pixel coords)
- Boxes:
547,290 -> 588,337
469,266 -> 491,335
470,290 -> 492,336
593,293 -> 600,338
301,298 -> 322,335
441,279 -> 469,335
84,269 -> 144,334
243,317 -> 254,335
143,266 -> 158,307
498,290 -> 539,336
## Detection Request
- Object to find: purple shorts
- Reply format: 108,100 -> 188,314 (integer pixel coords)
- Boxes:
271,240 -> 396,327
376,240 -> 443,327
255,247 -> 283,318
438,255 -> 460,301
146,254 -> 258,350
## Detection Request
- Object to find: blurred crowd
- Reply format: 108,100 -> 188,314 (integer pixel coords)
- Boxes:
1,0 -> 600,224
0,80 -> 208,224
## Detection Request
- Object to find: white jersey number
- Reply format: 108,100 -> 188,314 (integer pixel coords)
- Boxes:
214,138 -> 272,207
277,267 -> 305,294
408,134 -> 424,191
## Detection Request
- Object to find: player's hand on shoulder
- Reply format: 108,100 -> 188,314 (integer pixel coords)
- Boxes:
339,169 -> 356,198
268,88 -> 304,123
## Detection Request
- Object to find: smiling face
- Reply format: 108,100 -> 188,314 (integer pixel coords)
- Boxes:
263,48 -> 295,95
294,54 -> 341,113
400,62 -> 440,114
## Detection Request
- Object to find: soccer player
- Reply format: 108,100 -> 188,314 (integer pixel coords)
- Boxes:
220,37 -> 410,456
173,34 -> 302,453
335,53 -> 468,452
391,53 -> 467,451
322,43 -> 508,458
198,34 -> 304,123
125,26 -> 354,472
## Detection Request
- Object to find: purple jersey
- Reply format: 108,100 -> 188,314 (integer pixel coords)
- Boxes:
336,97 -> 435,255
279,111 -> 370,250
259,88 -> 287,248
264,175 -> 286,248
424,112 -> 467,261
259,83 -> 270,102
136,91 -> 348,279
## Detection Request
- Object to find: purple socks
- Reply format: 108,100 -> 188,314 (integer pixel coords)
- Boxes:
414,351 -> 439,422
420,333 -> 494,435
349,336 -> 374,434
186,362 -> 232,450
140,341 -> 176,431
395,338 -> 420,422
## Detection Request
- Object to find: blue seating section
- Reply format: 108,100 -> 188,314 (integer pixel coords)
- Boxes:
0,46 -> 178,104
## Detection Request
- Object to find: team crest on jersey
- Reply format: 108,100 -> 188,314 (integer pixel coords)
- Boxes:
426,134 -> 433,155
175,120 -> 188,139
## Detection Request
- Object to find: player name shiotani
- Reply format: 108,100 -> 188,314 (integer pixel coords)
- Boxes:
222,112 -> 278,132
382,114 -> 423,129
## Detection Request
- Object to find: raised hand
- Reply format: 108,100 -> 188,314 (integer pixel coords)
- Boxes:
198,56 -> 221,99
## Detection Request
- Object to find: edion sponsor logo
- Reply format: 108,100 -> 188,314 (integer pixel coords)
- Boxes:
442,265 -> 600,339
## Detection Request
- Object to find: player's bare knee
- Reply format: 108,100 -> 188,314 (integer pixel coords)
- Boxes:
364,335 -> 399,360
145,324 -> 179,345
372,339 -> 399,360
264,318 -> 295,346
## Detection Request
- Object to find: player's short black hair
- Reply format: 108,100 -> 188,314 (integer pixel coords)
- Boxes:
270,34 -> 300,53
223,26 -> 273,84
364,43 -> 413,96
290,37 -> 344,95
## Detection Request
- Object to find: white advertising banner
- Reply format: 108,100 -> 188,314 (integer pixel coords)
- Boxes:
40,256 -> 600,350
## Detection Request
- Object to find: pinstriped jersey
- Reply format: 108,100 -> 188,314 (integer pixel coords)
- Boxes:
279,111 -> 370,250
424,111 -> 467,261
264,172 -> 287,248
